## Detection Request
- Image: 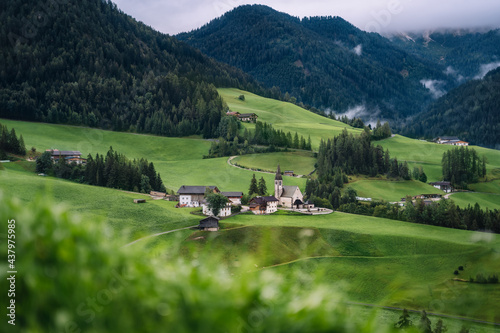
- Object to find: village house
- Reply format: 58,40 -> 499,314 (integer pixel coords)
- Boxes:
177,185 -> 220,207
284,170 -> 294,177
222,192 -> 244,205
237,113 -> 258,123
202,200 -> 232,217
198,216 -> 220,232
434,136 -> 469,146
47,149 -> 87,165
249,196 -> 279,214
274,164 -> 305,208
226,111 -> 241,117
429,181 -> 453,193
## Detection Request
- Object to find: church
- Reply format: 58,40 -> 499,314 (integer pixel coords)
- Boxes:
274,164 -> 304,208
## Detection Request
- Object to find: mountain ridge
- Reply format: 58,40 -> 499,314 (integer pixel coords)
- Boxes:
177,4 -> 452,121
0,0 -> 270,138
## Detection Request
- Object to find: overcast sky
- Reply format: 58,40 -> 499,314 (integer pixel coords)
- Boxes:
112,0 -> 500,35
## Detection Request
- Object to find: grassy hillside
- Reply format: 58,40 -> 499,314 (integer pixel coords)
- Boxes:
218,88 -> 362,149
0,162 -> 199,241
451,192 -> 500,211
470,180 -> 500,194
0,119 -> 306,193
377,135 -> 500,183
232,151 -> 316,175
348,179 -> 444,202
222,213 -> 500,324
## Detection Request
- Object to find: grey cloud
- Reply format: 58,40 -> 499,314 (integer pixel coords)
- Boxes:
420,79 -> 446,99
474,62 -> 500,79
112,0 -> 500,35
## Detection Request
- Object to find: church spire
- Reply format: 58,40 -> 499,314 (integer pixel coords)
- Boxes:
275,163 -> 282,180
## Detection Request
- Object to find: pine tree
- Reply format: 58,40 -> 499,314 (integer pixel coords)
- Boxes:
433,319 -> 447,333
248,174 -> 259,196
394,308 -> 412,329
418,310 -> 432,333
18,134 -> 26,155
258,177 -> 267,196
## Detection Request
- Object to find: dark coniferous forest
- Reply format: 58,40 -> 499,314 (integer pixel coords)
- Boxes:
178,5 -> 451,120
401,68 -> 500,148
0,0 -> 269,138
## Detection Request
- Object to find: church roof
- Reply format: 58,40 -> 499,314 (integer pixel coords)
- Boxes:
275,164 -> 282,181
281,186 -> 300,198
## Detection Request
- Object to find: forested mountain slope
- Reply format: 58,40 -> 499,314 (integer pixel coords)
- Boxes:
178,5 -> 451,120
401,68 -> 500,149
0,0 -> 265,137
389,29 -> 500,80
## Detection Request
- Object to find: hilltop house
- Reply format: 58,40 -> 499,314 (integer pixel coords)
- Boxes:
274,164 -> 304,208
429,181 -> 453,193
434,137 -> 469,146
177,185 -> 220,207
237,113 -> 258,123
47,149 -> 86,165
222,192 -> 244,205
249,196 -> 279,214
198,216 -> 220,232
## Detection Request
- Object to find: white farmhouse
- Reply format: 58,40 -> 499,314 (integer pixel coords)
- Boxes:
177,185 -> 219,207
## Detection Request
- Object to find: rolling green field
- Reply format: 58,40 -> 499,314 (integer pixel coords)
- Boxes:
218,88 -> 362,149
377,135 -> 500,183
2,117 -> 500,331
0,119 -> 306,193
451,192 -> 500,210
232,151 -> 316,175
0,162 -> 200,241
348,179 -> 444,202
220,213 -> 500,325
217,89 -> 500,202
470,180 -> 500,194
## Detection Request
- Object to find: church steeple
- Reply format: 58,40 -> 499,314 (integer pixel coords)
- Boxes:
275,163 -> 282,181
275,164 -> 283,199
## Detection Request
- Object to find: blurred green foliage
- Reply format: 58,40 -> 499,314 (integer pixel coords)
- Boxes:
0,191 -> 407,332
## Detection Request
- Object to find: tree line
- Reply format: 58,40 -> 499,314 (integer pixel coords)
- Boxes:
0,0 -> 270,139
317,128 -> 408,179
442,147 -> 487,189
205,120 -> 312,158
307,128 -> 422,210
338,197 -> 500,234
394,308 -> 472,333
36,147 -> 165,193
0,122 -> 26,158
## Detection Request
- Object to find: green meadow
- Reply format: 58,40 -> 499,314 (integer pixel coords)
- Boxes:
451,192 -> 500,210
218,88 -> 362,149
2,116 -> 500,331
0,119 -> 306,193
232,151 -> 316,175
0,162 -> 200,241
377,135 -> 500,183
217,89 -> 500,203
348,179 -> 444,202
470,180 -> 500,194
220,213 -> 500,325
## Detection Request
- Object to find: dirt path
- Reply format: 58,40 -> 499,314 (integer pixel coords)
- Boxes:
122,225 -> 197,248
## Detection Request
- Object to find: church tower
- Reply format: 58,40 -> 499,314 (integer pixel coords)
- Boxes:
274,164 -> 283,199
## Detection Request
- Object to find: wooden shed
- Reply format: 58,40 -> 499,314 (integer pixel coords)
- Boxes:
198,216 -> 220,232
134,199 -> 146,204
